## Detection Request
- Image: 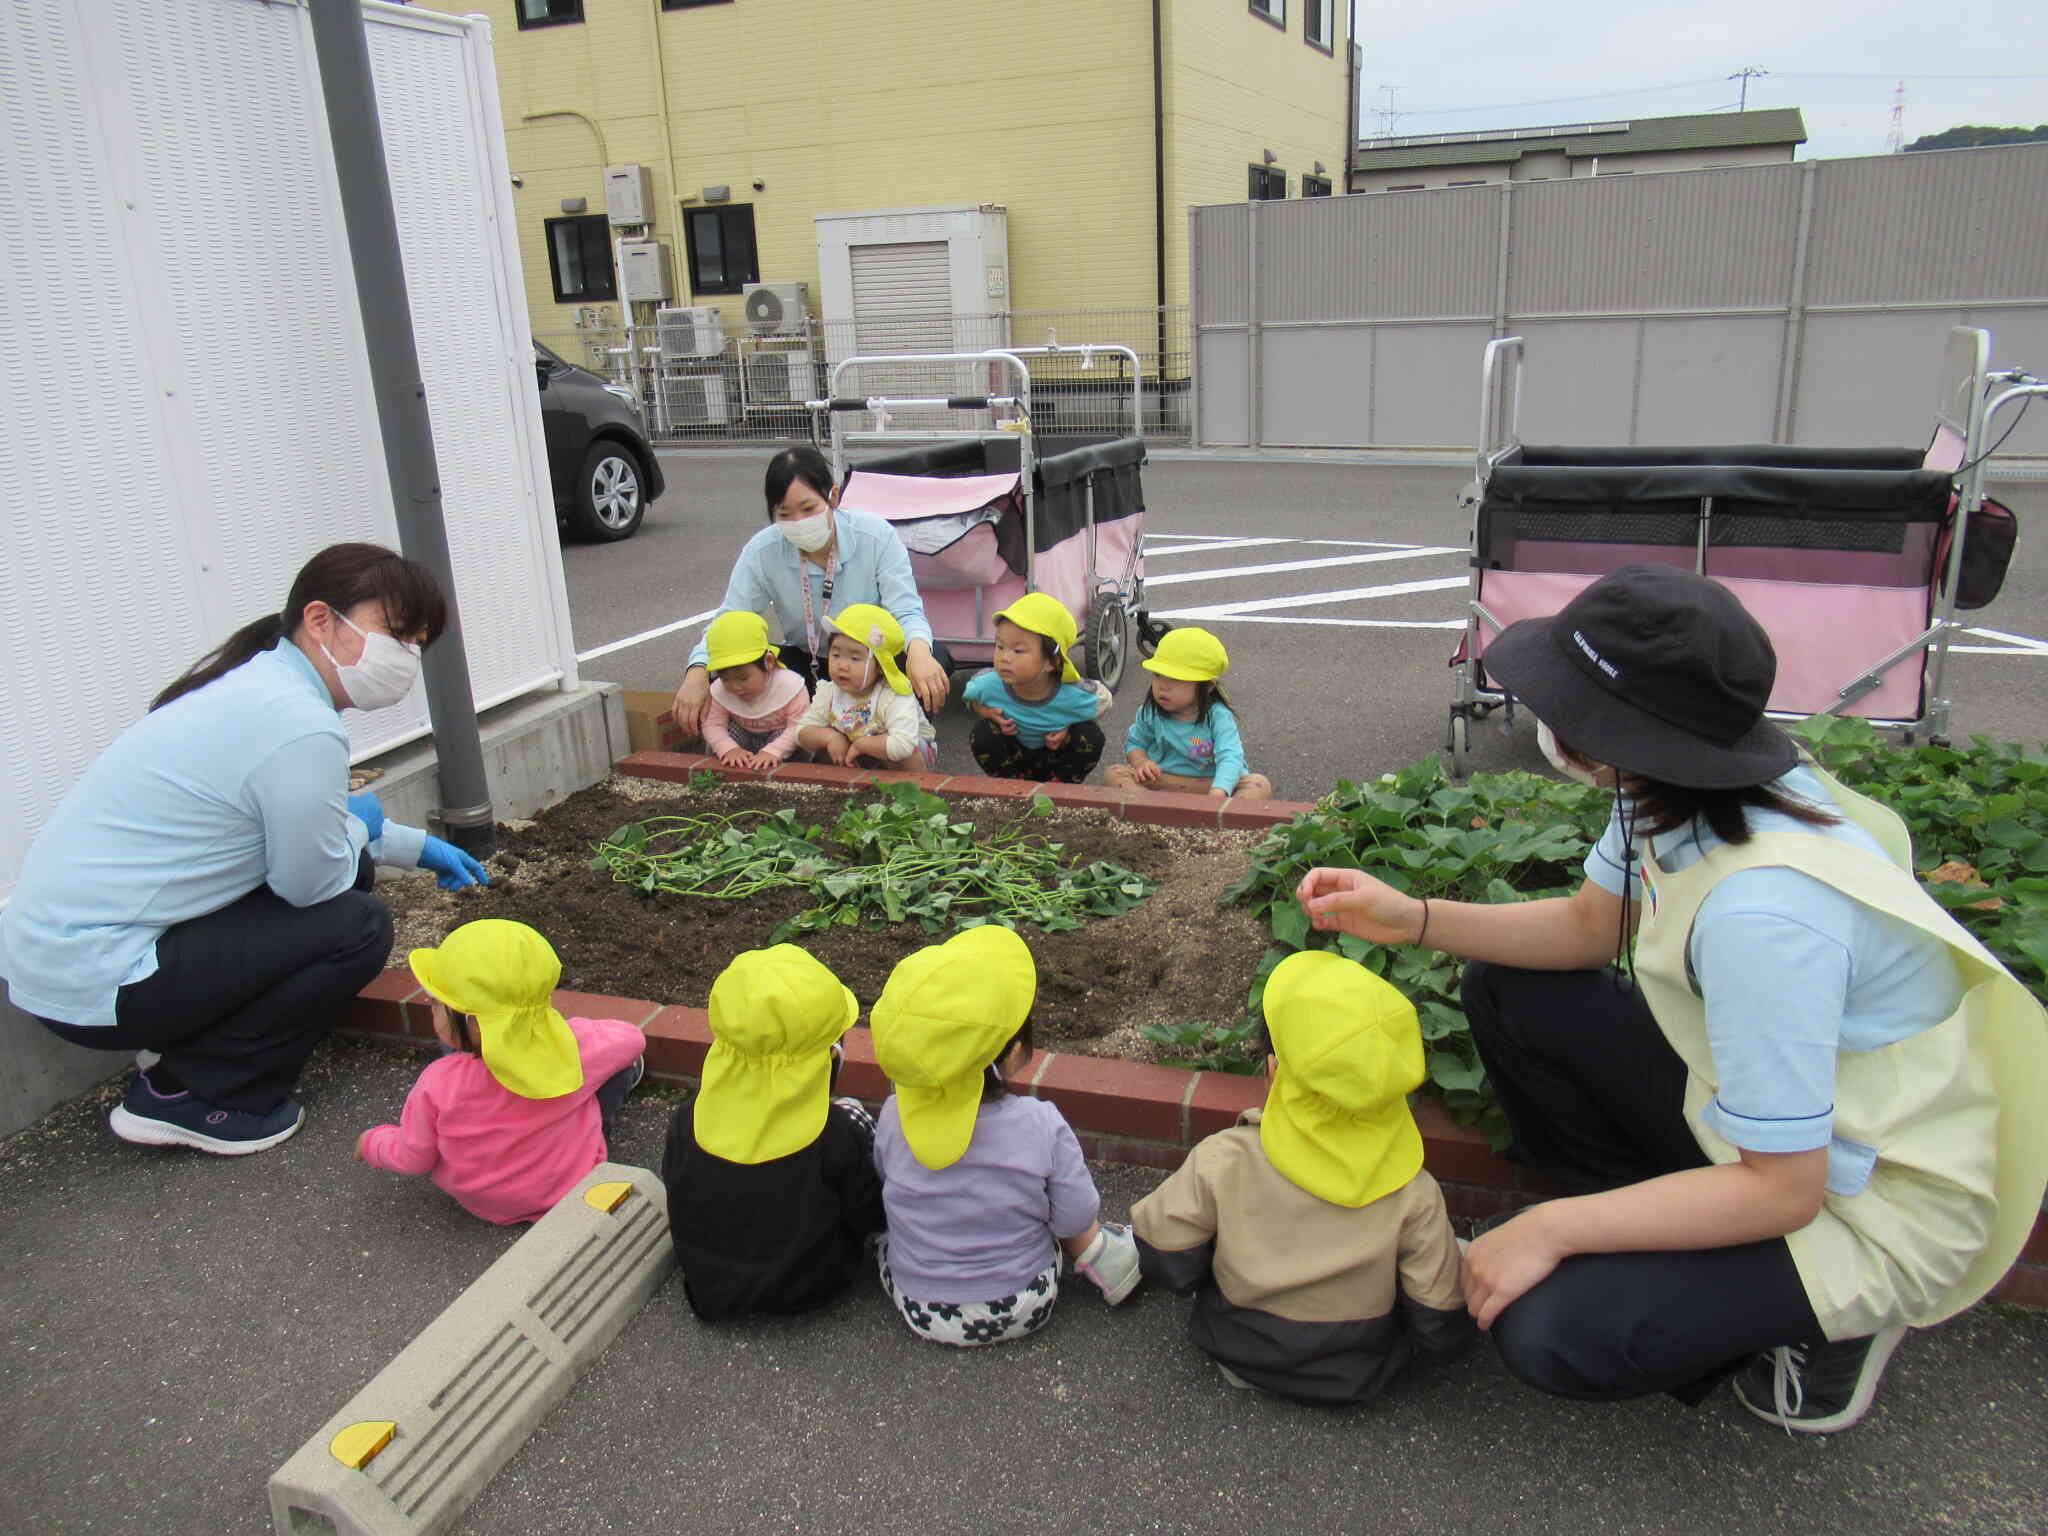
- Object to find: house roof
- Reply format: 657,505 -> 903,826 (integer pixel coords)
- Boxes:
1352,109 -> 1807,172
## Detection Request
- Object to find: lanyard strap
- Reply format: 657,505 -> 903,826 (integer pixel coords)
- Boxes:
798,544 -> 838,660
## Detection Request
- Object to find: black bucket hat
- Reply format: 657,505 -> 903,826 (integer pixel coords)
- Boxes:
1483,564 -> 1797,790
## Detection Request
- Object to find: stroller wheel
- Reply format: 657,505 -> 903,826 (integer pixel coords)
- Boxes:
1086,594 -> 1131,691
1136,612 -> 1172,657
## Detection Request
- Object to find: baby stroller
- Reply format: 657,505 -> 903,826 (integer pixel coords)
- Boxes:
1446,326 -> 2037,778
816,347 -> 1154,691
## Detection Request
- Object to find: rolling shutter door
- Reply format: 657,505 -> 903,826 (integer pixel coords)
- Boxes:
851,241 -> 952,354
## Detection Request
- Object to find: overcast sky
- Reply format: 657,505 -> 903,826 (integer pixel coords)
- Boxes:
1352,0 -> 2048,160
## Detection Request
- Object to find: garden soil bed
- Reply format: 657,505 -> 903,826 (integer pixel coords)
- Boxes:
381,776 -> 1272,1063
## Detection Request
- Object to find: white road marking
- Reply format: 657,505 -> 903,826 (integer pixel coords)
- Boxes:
1140,537 -> 1293,559
1145,546 -> 1462,588
576,607 -> 720,663
1154,575 -> 1469,621
1153,614 -> 1467,630
1960,626 -> 2048,653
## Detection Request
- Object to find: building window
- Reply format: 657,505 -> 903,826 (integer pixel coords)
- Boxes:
1448,179 -> 1486,187
1249,0 -> 1284,29
1386,183 -> 1425,192
1302,174 -> 1332,196
684,205 -> 759,296
544,215 -> 614,303
1249,165 -> 1287,200
1303,0 -> 1333,51
660,0 -> 731,8
515,0 -> 581,29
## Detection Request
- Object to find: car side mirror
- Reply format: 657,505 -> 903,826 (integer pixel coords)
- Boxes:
535,358 -> 551,390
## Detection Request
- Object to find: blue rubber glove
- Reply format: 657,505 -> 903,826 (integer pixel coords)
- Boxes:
419,835 -> 489,891
347,792 -> 386,843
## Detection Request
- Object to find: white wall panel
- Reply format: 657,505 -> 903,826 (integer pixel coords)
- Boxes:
1634,316 -> 1784,444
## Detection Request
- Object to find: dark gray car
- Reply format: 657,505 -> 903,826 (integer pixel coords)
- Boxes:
535,341 -> 666,542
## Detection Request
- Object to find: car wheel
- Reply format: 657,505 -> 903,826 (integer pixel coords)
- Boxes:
565,441 -> 645,542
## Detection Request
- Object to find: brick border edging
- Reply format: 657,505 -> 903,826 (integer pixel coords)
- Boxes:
341,971 -> 2048,1310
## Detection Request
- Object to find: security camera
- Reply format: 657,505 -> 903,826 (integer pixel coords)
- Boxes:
509,172 -> 525,188
752,179 -> 766,191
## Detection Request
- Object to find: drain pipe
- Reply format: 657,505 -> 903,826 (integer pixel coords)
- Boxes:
1152,0 -> 1169,413
307,0 -> 496,857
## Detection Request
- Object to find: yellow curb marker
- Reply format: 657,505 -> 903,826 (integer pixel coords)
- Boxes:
329,1421 -> 396,1470
583,1181 -> 633,1213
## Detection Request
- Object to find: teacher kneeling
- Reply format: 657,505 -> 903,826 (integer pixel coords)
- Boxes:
0,543 -> 488,1156
670,444 -> 947,738
1299,564 -> 2045,1434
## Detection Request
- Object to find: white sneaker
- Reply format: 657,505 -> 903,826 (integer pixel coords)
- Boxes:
1074,1222 -> 1142,1305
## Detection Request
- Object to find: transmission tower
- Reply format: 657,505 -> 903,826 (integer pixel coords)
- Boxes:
1885,81 -> 1906,153
1374,84 -> 1403,139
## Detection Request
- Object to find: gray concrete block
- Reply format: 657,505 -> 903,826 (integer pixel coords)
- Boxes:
0,992 -> 124,1138
267,1162 -> 673,1536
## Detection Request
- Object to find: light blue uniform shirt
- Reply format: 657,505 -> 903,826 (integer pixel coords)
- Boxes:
962,671 -> 1105,749
1123,702 -> 1249,793
0,643 -> 425,1029
1583,764 -> 1963,1194
687,508 -> 932,669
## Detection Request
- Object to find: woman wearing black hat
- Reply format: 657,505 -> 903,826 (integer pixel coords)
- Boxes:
1297,564 -> 2046,1434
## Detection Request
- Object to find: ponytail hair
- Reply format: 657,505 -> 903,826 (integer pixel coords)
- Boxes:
151,542 -> 448,711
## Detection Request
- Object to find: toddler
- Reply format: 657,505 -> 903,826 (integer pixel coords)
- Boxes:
1131,950 -> 1472,1403
699,610 -> 809,771
356,919 -> 647,1225
795,602 -> 938,770
660,945 -> 885,1320
961,594 -> 1111,783
870,925 -> 1140,1346
1105,626 -> 1272,801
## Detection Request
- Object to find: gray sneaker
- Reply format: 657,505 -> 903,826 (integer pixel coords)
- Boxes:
1733,1325 -> 1908,1434
1074,1222 -> 1142,1305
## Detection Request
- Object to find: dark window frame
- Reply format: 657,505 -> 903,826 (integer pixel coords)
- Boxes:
683,204 -> 761,297
1302,0 -> 1334,54
514,0 -> 583,30
660,0 -> 732,8
543,214 -> 616,303
1248,0 -> 1285,31
1249,165 -> 1287,200
1302,173 -> 1333,197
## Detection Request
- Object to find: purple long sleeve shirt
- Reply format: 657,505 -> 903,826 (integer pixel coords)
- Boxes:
874,1093 -> 1100,1302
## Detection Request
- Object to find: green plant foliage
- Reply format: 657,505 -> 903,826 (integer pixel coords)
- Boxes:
590,781 -> 1155,944
1224,725 -> 2048,1147
1140,1018 -> 1266,1075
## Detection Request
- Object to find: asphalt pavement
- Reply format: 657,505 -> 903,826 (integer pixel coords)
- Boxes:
566,450 -> 2048,797
3,1035 -> 2044,1536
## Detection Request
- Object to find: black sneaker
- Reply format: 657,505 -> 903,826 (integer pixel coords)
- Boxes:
109,1074 -> 305,1156
1733,1324 -> 1908,1434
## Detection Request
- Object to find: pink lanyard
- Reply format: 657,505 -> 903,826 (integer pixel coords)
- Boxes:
798,544 -> 838,658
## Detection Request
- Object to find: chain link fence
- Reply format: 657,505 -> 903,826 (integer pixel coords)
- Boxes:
535,306 -> 1191,447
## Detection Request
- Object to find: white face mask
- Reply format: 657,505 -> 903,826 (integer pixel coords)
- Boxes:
1537,719 -> 1604,788
322,612 -> 422,711
778,510 -> 834,553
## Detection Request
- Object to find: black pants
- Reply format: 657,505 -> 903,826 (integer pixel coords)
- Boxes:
1461,960 -> 1821,1403
968,717 -> 1105,783
39,852 -> 394,1113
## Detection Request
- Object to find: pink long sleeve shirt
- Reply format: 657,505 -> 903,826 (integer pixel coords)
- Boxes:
702,669 -> 810,760
359,1017 -> 646,1225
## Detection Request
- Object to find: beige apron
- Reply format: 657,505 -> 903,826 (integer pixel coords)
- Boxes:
1631,764 -> 2048,1340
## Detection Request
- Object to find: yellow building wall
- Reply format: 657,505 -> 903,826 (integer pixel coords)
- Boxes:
1161,0 -> 1353,307
473,0 -> 1349,339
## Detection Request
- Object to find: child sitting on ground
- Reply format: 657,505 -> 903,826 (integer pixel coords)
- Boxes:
356,919 -> 647,1225
699,610 -> 810,771
660,945 -> 885,1320
961,594 -> 1111,783
1131,949 -> 1472,1403
1104,626 -> 1272,802
870,926 -> 1140,1345
795,603 -> 938,770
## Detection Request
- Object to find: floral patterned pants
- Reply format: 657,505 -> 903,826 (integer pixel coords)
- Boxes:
877,1236 -> 1060,1347
968,718 -> 1105,784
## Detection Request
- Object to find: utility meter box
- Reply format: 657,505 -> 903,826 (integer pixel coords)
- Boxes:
603,164 -> 654,227
813,204 -> 1009,362
618,240 -> 672,303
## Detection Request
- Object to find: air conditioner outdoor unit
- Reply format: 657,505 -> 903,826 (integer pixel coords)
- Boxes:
742,349 -> 817,407
742,281 -> 811,336
659,375 -> 730,428
656,306 -> 725,360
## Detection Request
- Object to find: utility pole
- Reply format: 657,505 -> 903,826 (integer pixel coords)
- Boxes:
1885,81 -> 1907,153
1729,67 -> 1768,112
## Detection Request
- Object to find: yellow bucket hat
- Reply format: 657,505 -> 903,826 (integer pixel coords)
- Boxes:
408,919 -> 584,1100
705,610 -> 778,673
824,602 -> 911,695
694,945 -> 859,1165
1258,950 -> 1425,1208
992,592 -> 1082,684
1142,626 -> 1229,683
871,926 -> 1037,1170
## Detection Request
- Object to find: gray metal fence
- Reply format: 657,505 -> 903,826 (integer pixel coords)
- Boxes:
1190,142 -> 2048,453
540,305 -> 1193,447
